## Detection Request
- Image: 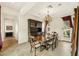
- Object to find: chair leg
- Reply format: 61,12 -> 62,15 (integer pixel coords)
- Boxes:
52,42 -> 55,50
55,42 -> 56,48
55,40 -> 58,48
52,44 -> 54,50
56,40 -> 58,46
40,45 -> 42,52
30,47 -> 32,53
35,48 -> 36,56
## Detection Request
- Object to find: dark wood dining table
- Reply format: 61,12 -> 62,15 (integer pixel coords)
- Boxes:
40,38 -> 54,51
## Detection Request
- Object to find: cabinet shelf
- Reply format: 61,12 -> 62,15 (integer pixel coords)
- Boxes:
28,19 -> 42,36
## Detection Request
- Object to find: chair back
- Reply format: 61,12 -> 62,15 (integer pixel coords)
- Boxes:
52,32 -> 58,42
29,36 -> 36,47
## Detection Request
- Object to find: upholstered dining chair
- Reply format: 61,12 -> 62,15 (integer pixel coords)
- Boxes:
47,32 -> 58,50
52,32 -> 58,48
29,36 -> 41,56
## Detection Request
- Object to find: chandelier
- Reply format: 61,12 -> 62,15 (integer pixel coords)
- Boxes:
43,5 -> 53,40
44,5 -> 53,24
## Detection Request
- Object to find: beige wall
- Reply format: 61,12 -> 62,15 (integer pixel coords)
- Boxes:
18,14 -> 42,44
42,16 -> 65,40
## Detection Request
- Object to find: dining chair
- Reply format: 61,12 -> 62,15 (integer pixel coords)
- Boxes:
29,36 -> 41,56
52,32 -> 58,48
47,32 -> 58,50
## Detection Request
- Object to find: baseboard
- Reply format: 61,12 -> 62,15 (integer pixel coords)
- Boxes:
58,40 -> 71,43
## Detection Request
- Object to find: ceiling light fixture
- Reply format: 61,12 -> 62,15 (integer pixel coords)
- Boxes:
44,5 -> 53,23
58,3 -> 62,6
43,5 -> 53,40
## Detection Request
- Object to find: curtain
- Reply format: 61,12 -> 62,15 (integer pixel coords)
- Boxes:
62,15 -> 73,28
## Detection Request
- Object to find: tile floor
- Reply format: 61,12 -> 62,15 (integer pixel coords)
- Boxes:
0,41 -> 71,56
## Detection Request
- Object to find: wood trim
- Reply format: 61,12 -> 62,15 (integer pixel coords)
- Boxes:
71,6 -> 79,56
0,5 -> 2,50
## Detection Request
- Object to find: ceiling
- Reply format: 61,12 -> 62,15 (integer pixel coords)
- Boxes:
0,2 -> 37,12
0,2 -> 79,18
27,2 -> 78,17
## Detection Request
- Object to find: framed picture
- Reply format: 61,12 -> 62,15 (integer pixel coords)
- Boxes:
6,26 -> 13,30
